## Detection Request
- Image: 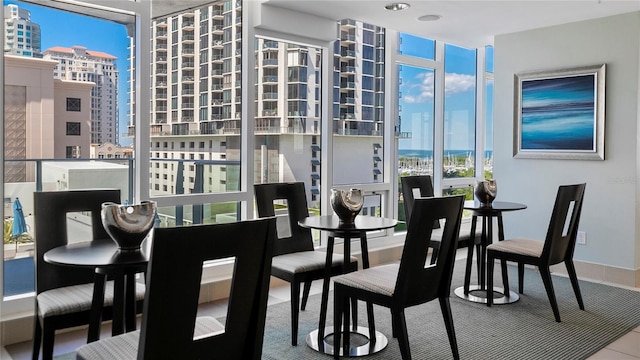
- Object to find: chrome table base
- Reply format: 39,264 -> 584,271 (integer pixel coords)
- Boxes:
306,326 -> 388,357
454,285 -> 520,304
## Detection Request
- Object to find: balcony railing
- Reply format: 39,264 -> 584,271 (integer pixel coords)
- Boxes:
263,41 -> 278,49
2,157 -> 245,295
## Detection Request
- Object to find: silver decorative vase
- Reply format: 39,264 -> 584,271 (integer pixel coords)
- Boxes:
101,201 -> 157,252
330,188 -> 364,224
475,180 -> 497,206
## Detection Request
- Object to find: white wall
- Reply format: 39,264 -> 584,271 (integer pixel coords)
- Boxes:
494,12 -> 640,270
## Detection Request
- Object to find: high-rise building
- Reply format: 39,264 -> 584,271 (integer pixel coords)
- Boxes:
43,45 -> 119,146
3,4 -> 41,58
145,1 -> 384,199
334,19 -> 385,137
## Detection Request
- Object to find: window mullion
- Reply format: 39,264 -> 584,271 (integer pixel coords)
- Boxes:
433,41 -> 446,196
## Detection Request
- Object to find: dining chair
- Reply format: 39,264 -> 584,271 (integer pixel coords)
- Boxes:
32,189 -> 146,360
333,195 -> 464,360
254,182 -> 358,346
401,175 -> 481,266
486,183 -> 587,322
75,217 -> 277,360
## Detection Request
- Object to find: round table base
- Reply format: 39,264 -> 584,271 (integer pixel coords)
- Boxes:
306,326 -> 388,357
454,285 -> 520,304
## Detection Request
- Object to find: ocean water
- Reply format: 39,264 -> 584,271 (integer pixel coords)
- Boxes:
398,149 -> 493,159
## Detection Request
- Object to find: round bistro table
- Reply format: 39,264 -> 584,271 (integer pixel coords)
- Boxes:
454,200 -> 527,304
44,239 -> 150,342
299,215 -> 397,357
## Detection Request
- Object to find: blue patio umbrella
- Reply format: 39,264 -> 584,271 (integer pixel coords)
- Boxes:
12,197 -> 28,238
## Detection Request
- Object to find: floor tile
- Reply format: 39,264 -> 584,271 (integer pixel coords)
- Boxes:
588,348 -> 639,360
604,331 -> 640,357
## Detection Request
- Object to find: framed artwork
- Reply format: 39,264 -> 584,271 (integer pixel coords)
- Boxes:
513,64 -> 605,160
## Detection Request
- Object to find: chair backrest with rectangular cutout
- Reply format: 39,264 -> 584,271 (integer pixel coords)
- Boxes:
34,189 -> 121,294
138,217 -> 276,360
395,195 -> 464,306
400,175 -> 440,229
543,183 -> 587,265
254,182 -> 314,256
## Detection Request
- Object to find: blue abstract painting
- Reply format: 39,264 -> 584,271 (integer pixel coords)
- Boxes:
520,74 -> 596,151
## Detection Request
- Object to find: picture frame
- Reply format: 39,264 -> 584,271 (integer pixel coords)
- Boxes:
513,64 -> 605,160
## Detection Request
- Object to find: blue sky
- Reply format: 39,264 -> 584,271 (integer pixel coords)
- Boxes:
398,34 -> 493,153
6,1 -> 132,145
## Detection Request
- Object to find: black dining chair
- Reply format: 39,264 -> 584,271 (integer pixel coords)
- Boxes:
76,217 -> 277,360
254,182 -> 358,346
401,175 -> 482,265
333,195 -> 464,360
486,183 -> 587,322
32,189 -> 146,360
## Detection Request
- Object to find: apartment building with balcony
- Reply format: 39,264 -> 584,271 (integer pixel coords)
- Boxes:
42,45 -> 119,146
148,1 -> 242,199
147,1 -> 385,203
3,4 -> 41,58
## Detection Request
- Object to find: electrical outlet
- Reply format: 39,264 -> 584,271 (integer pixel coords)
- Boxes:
577,231 -> 586,245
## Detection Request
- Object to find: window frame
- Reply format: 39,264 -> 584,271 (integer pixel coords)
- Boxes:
0,0 -> 492,319
65,97 -> 81,112
66,121 -> 81,136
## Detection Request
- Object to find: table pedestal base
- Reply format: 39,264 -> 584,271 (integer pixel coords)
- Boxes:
306,326 -> 388,357
454,285 -> 519,304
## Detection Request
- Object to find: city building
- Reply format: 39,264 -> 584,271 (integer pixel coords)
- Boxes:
90,142 -> 133,159
42,45 -> 119,146
146,3 -> 386,206
4,54 -> 93,183
3,4 -> 40,58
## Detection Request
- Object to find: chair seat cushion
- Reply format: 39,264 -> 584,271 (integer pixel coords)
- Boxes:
333,263 -> 399,297
272,251 -> 357,274
37,281 -> 146,318
430,218 -> 482,243
486,237 -> 543,257
76,316 -> 223,360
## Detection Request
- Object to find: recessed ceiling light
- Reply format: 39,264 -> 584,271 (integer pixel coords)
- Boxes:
418,14 -> 442,22
385,3 -> 410,11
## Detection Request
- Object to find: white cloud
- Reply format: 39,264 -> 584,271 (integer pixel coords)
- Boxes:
445,73 -> 476,94
404,72 -> 434,103
402,72 -> 475,104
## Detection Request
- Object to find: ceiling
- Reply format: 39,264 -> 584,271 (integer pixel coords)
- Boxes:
58,0 -> 640,48
259,0 -> 640,48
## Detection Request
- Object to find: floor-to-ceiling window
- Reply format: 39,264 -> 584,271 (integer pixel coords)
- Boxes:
331,19 -> 388,224
484,45 -> 494,180
2,0 -> 134,303
396,33 -> 436,226
253,37 -> 323,244
443,44 -> 477,182
1,0 -> 494,325
147,1 -> 243,228
395,33 -> 494,227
